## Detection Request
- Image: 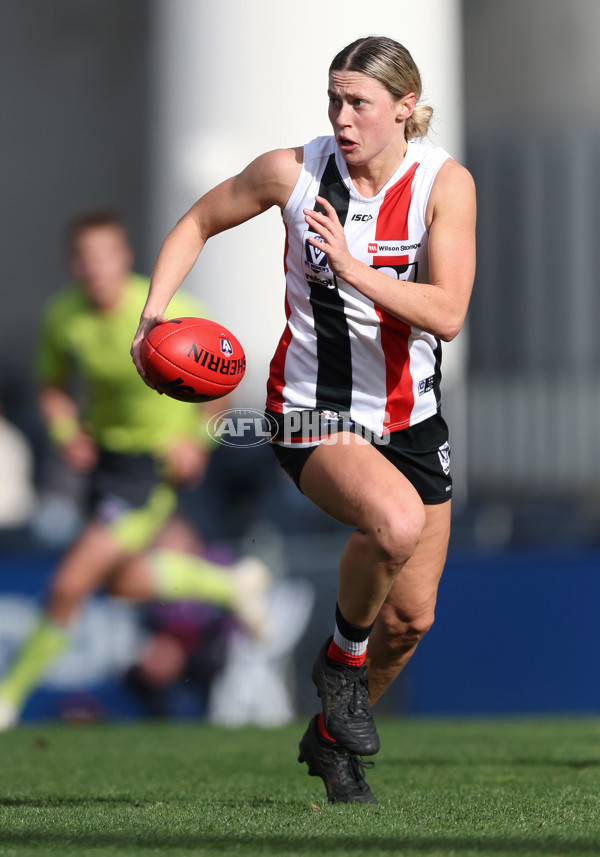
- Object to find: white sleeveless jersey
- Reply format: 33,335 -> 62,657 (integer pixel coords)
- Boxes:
266,135 -> 451,437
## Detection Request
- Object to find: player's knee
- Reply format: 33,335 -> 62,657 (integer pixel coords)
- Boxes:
370,506 -> 426,567
48,574 -> 88,611
106,577 -> 125,597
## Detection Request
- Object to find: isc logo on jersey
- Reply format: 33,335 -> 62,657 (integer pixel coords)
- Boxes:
303,231 -> 330,274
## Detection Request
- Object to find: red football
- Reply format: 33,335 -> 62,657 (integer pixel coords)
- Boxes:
142,317 -> 246,402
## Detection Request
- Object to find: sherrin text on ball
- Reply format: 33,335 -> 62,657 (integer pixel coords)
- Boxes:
143,317 -> 246,402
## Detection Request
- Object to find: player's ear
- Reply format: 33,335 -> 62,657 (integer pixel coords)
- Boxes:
396,92 -> 416,122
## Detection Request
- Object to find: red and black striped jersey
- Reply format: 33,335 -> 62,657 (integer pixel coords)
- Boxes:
266,135 -> 451,438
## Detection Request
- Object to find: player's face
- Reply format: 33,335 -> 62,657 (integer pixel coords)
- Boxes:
70,225 -> 133,310
328,71 -> 414,170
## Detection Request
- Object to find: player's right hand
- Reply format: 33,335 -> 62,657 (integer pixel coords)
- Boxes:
130,314 -> 169,388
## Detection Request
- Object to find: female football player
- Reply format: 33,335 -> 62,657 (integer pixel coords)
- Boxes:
131,35 -> 476,803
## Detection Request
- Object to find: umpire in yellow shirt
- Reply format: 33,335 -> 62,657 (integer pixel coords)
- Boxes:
0,210 -> 270,728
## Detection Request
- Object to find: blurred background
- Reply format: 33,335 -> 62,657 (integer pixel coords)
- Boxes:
1,0 -> 600,724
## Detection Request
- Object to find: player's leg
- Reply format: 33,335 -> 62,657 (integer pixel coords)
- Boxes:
301,501 -> 450,802
102,504 -> 270,639
0,478 -> 270,724
292,433 -> 425,799
0,458 -> 176,727
0,519 -> 132,726
48,521 -> 134,622
299,433 -> 426,756
300,434 -> 426,627
366,500 -> 451,705
110,546 -> 271,640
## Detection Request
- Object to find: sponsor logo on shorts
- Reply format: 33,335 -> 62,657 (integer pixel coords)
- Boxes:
438,441 -> 451,475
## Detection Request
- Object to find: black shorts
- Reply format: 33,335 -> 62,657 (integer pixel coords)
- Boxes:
90,450 -> 163,523
266,409 -> 452,505
83,450 -> 177,551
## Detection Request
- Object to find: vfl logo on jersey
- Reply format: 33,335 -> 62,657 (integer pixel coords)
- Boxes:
368,241 -> 421,254
438,441 -> 451,475
303,231 -> 330,274
220,335 -> 233,356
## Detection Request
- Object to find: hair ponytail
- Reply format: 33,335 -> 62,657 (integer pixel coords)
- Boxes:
406,103 -> 433,139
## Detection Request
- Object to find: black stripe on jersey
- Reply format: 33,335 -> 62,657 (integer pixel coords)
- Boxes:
432,337 -> 442,408
308,153 -> 352,411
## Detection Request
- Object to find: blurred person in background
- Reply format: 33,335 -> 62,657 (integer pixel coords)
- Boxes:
131,36 -> 475,803
0,404 -> 36,534
125,516 -> 236,720
0,210 -> 270,730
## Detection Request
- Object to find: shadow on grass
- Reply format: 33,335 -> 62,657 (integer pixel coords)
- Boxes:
0,830 -> 599,854
0,797 -> 142,808
0,797 -> 293,809
377,757 -> 600,769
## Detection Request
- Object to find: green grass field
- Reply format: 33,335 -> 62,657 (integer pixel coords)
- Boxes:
1,717 -> 599,856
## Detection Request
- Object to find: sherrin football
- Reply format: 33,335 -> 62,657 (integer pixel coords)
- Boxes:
142,317 -> 246,402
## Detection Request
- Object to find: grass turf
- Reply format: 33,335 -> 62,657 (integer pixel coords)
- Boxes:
0,717 -> 599,856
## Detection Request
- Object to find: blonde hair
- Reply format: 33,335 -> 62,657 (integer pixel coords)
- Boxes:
329,36 -> 433,139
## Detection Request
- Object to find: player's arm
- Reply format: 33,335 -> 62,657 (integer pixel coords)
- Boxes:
304,159 -> 476,341
38,385 -> 97,472
36,303 -> 98,471
131,147 -> 302,380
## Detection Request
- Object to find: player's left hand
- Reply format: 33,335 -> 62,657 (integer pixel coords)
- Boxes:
303,196 -> 355,280
162,439 -> 210,486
